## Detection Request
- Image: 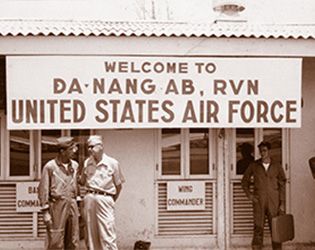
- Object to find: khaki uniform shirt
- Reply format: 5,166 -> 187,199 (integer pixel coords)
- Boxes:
38,157 -> 79,210
83,153 -> 125,195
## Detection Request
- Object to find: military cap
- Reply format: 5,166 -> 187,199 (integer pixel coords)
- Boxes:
56,137 -> 77,149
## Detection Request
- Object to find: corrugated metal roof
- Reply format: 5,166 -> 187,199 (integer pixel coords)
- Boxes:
0,19 -> 315,39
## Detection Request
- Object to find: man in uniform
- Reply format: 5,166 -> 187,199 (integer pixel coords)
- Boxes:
38,137 -> 80,250
80,135 -> 125,250
242,141 -> 286,250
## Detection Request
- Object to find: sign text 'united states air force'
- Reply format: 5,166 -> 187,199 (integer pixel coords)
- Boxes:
10,60 -> 298,126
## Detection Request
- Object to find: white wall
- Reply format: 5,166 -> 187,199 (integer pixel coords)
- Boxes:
290,58 -> 315,242
97,129 -> 156,249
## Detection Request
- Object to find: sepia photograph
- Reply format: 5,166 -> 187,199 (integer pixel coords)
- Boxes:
0,0 -> 314,249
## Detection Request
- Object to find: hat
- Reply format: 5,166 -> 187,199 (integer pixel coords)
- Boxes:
309,157 -> 315,179
56,137 -> 77,149
87,135 -> 103,146
257,141 -> 271,150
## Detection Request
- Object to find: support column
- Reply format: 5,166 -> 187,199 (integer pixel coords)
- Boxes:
224,129 -> 231,250
216,128 -> 227,250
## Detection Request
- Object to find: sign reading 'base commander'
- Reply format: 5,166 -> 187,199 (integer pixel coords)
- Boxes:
167,181 -> 205,211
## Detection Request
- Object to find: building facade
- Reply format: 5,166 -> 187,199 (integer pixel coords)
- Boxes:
0,20 -> 315,250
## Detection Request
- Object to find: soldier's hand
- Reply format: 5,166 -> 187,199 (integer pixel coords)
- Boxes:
248,194 -> 259,203
279,203 -> 286,215
43,211 -> 52,224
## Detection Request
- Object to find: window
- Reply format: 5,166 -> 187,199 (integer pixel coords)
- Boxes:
41,130 -> 61,169
189,128 -> 209,175
71,129 -> 91,172
235,128 -> 254,175
263,128 -> 282,164
9,130 -> 31,177
161,128 -> 181,175
159,128 -> 214,179
231,128 -> 286,178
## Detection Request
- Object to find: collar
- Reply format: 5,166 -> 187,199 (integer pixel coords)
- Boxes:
258,158 -> 272,164
88,153 -> 104,165
88,153 -> 111,169
55,157 -> 74,174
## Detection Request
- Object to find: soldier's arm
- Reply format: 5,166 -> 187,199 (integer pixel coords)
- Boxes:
241,163 -> 257,202
112,160 -> 125,202
78,160 -> 87,186
38,164 -> 53,225
278,164 -> 287,208
38,164 -> 50,211
114,184 -> 122,202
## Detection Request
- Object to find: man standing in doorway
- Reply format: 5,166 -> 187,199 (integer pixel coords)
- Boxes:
242,141 -> 286,250
80,135 -> 125,250
38,137 -> 80,250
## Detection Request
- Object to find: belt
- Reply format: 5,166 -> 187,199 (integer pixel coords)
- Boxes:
86,189 -> 114,197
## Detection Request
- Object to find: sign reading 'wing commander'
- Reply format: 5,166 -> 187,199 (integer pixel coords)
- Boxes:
6,56 -> 301,129
167,181 -> 205,211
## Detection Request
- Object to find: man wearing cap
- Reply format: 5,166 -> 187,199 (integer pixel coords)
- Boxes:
38,137 -> 80,250
242,141 -> 286,250
79,135 -> 125,250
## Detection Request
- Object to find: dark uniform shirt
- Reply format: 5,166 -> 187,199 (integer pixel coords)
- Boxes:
241,158 -> 286,204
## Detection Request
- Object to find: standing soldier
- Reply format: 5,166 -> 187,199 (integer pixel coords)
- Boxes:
38,137 -> 80,250
79,135 -> 125,250
242,141 -> 286,250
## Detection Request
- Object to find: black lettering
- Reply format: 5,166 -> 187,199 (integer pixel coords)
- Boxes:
104,61 -> 116,72
240,101 -> 255,123
73,100 -> 86,123
182,101 -> 197,123
26,100 -> 37,123
165,79 -> 179,95
229,100 -> 240,123
214,80 -> 227,95
120,100 -> 135,122
12,100 -> 23,123
286,100 -> 297,123
95,100 -> 108,122
162,100 -> 174,123
271,100 -> 283,123
53,78 -> 66,94
93,78 -> 105,94
68,78 -> 83,94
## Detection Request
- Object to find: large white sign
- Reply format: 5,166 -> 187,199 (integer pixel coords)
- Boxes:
16,182 -> 41,212
167,181 -> 205,211
7,56 -> 302,129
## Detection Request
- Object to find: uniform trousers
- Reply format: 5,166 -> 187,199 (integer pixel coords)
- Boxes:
252,199 -> 282,250
46,198 -> 79,250
84,193 -> 117,250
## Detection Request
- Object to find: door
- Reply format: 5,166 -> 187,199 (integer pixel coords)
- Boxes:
228,128 -> 290,246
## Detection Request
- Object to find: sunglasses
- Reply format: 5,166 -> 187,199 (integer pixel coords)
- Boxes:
87,143 -> 102,150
